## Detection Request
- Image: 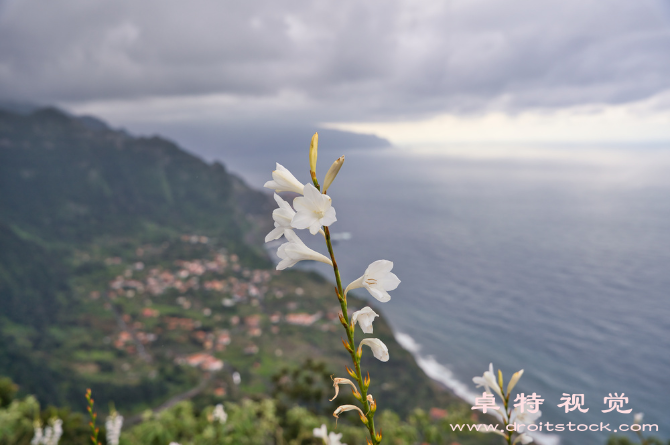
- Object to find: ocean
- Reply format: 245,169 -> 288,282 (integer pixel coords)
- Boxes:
221,144 -> 670,445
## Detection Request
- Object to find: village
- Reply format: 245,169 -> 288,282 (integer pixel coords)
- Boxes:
81,233 -> 352,398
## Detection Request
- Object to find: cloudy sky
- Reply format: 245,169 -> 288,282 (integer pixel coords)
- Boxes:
1,0 -> 670,146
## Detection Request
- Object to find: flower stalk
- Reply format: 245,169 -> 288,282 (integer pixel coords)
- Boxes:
265,136 -> 400,444
85,389 -> 101,445
323,212 -> 380,444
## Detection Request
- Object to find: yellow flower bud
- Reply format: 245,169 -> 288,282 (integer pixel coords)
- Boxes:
322,156 -> 344,193
506,369 -> 524,397
309,132 -> 318,174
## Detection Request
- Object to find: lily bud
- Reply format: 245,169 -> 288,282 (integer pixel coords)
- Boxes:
345,366 -> 357,379
330,377 -> 359,401
342,338 -> 353,352
376,430 -> 383,442
506,369 -> 524,397
322,156 -> 344,193
309,132 -> 318,175
364,372 -> 371,389
335,286 -> 344,302
338,312 -> 348,328
498,369 -> 504,393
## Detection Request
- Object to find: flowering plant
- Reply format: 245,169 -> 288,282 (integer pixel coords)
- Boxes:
472,363 -> 539,444
265,133 -> 400,445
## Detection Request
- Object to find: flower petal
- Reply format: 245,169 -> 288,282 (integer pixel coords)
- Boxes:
365,260 -> 394,277
309,220 -> 322,235
359,338 -> 389,362
265,226 -> 284,243
364,285 -> 391,302
274,193 -> 295,213
344,276 -> 364,296
380,272 -> 401,291
313,424 -> 328,439
276,229 -> 332,269
276,257 -> 298,271
265,163 -> 305,194
291,211 -> 316,230
320,207 -> 337,227
303,182 -> 322,201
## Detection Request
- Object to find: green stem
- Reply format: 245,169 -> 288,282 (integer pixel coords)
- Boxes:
323,225 -> 379,444
503,394 -> 512,445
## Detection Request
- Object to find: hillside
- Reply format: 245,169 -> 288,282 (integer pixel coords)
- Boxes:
0,108 -> 467,425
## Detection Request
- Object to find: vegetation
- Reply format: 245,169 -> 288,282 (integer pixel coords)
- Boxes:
0,378 -> 500,445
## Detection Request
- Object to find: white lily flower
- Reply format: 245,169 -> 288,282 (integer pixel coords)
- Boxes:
33,418 -> 63,445
328,432 -> 346,445
264,163 -> 305,194
31,423 -> 43,445
105,412 -> 124,445
634,412 -> 644,424
358,338 -> 389,362
313,424 -> 328,440
292,184 -> 337,234
330,377 -> 359,401
276,229 -> 333,270
345,260 -> 400,302
265,194 -> 297,242
510,406 -> 542,425
313,424 -> 347,445
506,369 -> 524,397
45,419 -> 63,445
351,307 -> 379,334
212,404 -> 227,424
473,363 -> 504,399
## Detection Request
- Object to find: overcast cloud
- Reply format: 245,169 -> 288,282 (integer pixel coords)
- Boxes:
1,0 -> 670,129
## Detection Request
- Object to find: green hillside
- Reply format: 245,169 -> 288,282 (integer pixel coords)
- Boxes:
0,108 -> 497,444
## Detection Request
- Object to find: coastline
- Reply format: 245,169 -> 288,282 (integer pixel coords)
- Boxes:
393,330 -> 561,445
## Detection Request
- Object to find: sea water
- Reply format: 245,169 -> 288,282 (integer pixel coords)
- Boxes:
223,145 -> 670,445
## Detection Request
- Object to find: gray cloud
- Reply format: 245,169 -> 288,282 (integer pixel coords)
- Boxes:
1,0 -> 670,122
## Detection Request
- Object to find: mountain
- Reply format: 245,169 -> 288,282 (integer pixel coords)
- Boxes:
0,107 -> 457,419
0,107 -> 272,250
